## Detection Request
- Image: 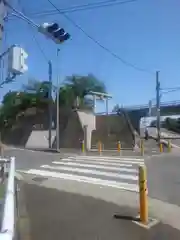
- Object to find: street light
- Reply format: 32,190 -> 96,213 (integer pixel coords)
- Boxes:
56,48 -> 60,151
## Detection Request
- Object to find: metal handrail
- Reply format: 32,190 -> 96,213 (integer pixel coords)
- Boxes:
0,157 -> 15,240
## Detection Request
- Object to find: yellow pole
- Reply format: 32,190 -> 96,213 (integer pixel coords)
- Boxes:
98,141 -> 102,155
140,139 -> 144,156
81,140 -> 85,153
159,143 -> 163,153
139,165 -> 148,224
168,140 -> 171,153
0,144 -> 3,157
117,141 -> 121,155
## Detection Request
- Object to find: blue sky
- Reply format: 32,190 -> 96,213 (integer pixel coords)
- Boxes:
1,0 -> 180,112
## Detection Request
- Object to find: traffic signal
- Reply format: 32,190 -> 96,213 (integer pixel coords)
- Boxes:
38,23 -> 70,44
8,46 -> 28,75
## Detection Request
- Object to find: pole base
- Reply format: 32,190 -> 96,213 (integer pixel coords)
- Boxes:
132,215 -> 159,229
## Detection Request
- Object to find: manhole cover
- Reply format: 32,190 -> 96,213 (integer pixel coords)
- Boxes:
32,177 -> 48,183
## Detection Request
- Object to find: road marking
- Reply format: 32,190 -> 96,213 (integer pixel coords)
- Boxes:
69,156 -> 144,161
60,158 -> 144,165
18,169 -> 139,192
52,161 -> 134,170
41,165 -> 138,180
68,156 -> 144,164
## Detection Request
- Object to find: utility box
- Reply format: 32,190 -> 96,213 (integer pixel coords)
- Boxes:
8,46 -> 28,75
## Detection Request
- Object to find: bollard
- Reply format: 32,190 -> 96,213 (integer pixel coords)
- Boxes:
117,141 -> 121,155
140,139 -> 144,156
81,140 -> 85,153
139,165 -> 148,224
159,143 -> 163,153
168,140 -> 171,153
98,141 -> 102,155
0,144 -> 4,157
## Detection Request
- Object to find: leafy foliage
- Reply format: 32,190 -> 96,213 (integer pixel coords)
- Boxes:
0,74 -> 106,130
163,117 -> 180,133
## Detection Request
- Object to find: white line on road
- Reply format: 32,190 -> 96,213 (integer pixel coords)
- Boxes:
58,159 -> 144,166
69,155 -> 144,161
18,169 -> 139,192
41,165 -> 138,180
67,157 -> 144,164
52,161 -> 134,170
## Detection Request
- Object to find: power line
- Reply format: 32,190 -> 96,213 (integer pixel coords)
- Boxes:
17,0 -> 49,63
30,27 -> 49,63
16,0 -> 49,65
47,0 -> 154,74
27,0 -> 138,18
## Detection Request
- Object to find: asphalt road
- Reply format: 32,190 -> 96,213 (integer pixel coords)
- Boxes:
20,182 -> 180,240
4,148 -> 57,171
3,146 -> 180,206
3,143 -> 165,173
147,152 -> 180,206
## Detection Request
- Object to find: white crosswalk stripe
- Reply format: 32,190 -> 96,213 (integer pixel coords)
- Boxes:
19,155 -> 145,192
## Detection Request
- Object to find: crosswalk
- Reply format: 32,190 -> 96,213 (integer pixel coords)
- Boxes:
19,155 -> 145,192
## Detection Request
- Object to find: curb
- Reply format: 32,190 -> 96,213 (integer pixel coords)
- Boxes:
16,179 -> 31,240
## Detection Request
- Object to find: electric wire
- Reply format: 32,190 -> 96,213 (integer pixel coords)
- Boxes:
29,0 -> 138,17
47,0 -> 154,74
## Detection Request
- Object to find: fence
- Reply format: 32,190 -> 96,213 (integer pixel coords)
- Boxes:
0,157 -> 16,240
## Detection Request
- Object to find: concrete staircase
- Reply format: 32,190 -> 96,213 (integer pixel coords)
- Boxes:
91,112 -> 135,150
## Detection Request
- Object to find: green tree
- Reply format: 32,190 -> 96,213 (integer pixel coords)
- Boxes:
0,74 -> 107,130
60,74 -> 106,109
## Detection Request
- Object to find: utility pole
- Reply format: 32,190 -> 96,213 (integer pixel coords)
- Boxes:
0,0 -> 6,41
156,71 -> 161,144
56,49 -> 60,151
48,60 -> 52,149
105,98 -> 109,136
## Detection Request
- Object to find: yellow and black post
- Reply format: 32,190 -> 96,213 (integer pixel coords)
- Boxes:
81,140 -> 85,154
140,139 -> 144,156
0,144 -> 4,157
117,141 -> 121,155
159,142 -> 163,153
139,165 -> 148,224
98,141 -> 102,155
168,140 -> 171,153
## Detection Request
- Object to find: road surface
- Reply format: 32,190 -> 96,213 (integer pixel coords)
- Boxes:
17,151 -> 145,192
18,182 -> 180,240
147,152 -> 180,206
3,147 -> 180,239
4,147 -> 180,205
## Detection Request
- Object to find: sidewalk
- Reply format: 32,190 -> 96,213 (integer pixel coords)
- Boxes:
18,182 -> 180,240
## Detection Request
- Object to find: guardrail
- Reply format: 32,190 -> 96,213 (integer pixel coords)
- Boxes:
0,157 -> 15,240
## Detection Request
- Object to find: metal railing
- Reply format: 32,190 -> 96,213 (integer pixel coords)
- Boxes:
0,157 -> 15,240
